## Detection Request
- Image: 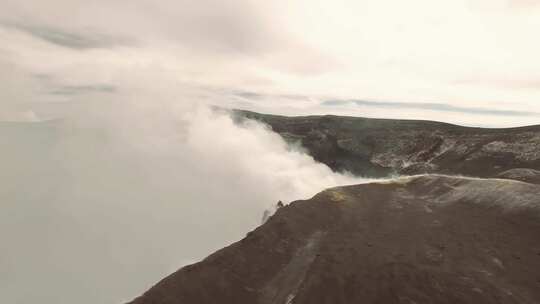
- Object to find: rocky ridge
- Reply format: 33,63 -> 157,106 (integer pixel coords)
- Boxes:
129,175 -> 540,304
233,110 -> 540,179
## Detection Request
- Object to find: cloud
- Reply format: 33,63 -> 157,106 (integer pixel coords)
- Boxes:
0,0 -> 283,55
508,0 -> 540,9
322,99 -> 540,117
2,22 -> 134,50
455,77 -> 540,90
48,84 -> 117,96
229,89 -> 310,102
0,59 -> 44,121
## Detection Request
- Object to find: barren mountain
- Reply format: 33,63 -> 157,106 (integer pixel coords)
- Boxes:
129,175 -> 540,304
233,110 -> 540,178
128,111 -> 540,304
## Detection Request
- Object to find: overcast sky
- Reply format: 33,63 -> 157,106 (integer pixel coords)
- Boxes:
1,1 -> 540,304
1,0 -> 540,126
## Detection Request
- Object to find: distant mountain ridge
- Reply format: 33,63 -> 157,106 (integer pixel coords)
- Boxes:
232,110 -> 540,179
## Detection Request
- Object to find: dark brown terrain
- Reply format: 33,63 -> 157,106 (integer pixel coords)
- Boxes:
497,169 -> 540,185
129,175 -> 540,304
233,110 -> 540,178
128,111 -> 540,304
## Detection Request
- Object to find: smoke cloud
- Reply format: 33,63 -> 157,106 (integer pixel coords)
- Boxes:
0,97 -> 366,304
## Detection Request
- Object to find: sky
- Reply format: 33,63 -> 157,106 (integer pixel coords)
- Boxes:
0,0 -> 539,126
1,1 -> 540,304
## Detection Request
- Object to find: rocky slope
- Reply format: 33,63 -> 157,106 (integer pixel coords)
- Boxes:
233,110 -> 540,178
497,168 -> 540,185
128,175 -> 540,304
128,111 -> 540,303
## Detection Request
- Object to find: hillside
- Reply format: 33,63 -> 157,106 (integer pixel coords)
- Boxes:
233,110 -> 540,178
129,175 -> 540,304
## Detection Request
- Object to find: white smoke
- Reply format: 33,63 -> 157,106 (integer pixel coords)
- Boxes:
0,99 -> 367,304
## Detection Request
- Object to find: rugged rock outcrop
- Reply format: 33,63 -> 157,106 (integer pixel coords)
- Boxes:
497,168 -> 540,185
233,110 -> 540,179
128,175 -> 540,304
